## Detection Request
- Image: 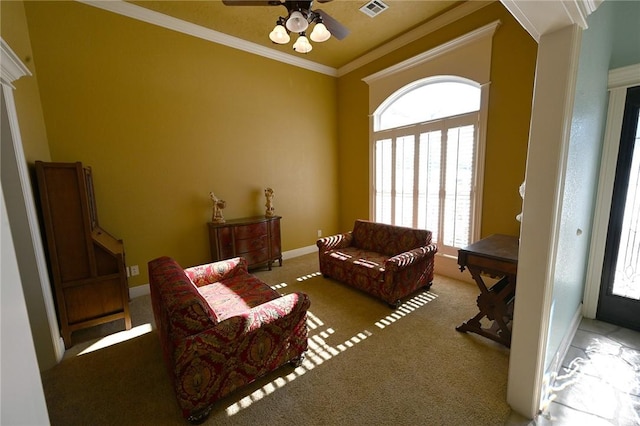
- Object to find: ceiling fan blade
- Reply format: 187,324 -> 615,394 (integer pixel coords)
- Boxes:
315,9 -> 349,40
222,0 -> 283,6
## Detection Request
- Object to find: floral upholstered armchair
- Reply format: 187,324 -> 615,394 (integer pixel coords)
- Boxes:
148,256 -> 310,423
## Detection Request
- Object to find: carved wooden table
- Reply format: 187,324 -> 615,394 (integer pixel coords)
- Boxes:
456,234 -> 519,348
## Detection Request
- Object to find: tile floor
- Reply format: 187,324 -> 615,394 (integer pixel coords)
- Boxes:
509,318 -> 640,425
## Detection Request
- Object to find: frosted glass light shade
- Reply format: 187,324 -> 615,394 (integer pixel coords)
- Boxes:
292,35 -> 312,53
286,11 -> 309,33
310,23 -> 331,42
269,24 -> 290,44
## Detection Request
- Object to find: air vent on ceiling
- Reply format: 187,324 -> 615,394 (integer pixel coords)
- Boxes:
359,0 -> 389,18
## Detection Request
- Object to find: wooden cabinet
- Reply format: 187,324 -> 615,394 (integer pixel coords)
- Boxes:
208,216 -> 282,270
35,161 -> 131,348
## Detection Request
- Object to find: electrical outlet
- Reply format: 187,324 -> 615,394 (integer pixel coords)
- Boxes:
130,265 -> 140,276
317,229 -> 322,237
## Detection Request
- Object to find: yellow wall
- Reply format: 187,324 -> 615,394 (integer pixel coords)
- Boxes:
0,0 -> 51,163
22,1 -> 339,287
336,2 -> 537,237
16,1 -> 535,290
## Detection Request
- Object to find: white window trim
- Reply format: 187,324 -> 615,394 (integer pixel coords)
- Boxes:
372,108 -> 481,254
368,81 -> 489,247
363,22 -> 498,250
362,20 -> 501,85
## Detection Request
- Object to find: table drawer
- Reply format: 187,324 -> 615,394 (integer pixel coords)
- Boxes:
243,248 -> 269,266
234,222 -> 267,240
236,235 -> 268,253
465,253 -> 518,276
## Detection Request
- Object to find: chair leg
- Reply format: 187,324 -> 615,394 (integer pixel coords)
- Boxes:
289,352 -> 305,367
187,405 -> 213,425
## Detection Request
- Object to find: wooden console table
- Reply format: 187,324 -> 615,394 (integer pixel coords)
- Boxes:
208,216 -> 282,270
456,234 -> 519,348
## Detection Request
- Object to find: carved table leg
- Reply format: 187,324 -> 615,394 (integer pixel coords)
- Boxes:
456,270 -> 515,348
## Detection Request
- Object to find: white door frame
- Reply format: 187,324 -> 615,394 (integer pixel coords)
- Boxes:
583,64 -> 640,317
1,38 -> 64,363
498,0 -> 600,419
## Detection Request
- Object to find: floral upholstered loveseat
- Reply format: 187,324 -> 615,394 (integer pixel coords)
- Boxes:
317,220 -> 438,308
148,256 -> 310,423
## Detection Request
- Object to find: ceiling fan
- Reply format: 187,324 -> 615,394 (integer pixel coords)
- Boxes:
222,0 -> 350,53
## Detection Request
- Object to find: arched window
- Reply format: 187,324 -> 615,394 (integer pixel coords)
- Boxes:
375,77 -> 481,131
373,76 -> 482,256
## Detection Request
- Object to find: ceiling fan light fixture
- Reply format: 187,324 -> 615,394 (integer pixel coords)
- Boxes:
292,34 -> 312,53
269,24 -> 290,44
310,22 -> 331,43
286,11 -> 309,33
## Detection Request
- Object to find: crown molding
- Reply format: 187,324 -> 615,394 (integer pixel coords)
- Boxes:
563,0 -> 603,29
77,0 -> 338,77
338,1 -> 493,77
1,38 -> 32,89
362,20 -> 501,85
500,0 -> 603,43
78,0 -> 494,79
608,63 -> 640,90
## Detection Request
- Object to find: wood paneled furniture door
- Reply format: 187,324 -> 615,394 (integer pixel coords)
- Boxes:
35,161 -> 131,348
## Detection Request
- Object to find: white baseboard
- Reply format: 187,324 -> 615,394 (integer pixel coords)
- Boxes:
282,244 -> 317,260
435,253 -> 475,284
128,245 -> 319,299
129,283 -> 150,298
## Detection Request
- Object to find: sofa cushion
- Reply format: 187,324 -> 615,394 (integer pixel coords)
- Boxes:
198,273 -> 280,322
326,247 -> 387,282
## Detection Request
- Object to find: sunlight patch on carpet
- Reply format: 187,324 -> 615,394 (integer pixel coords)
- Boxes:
224,289 -> 438,417
77,323 -> 153,356
375,291 -> 438,329
297,271 -> 322,281
270,282 -> 288,290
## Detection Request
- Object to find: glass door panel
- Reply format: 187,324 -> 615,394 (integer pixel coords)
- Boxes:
611,121 -> 640,300
598,86 -> 640,330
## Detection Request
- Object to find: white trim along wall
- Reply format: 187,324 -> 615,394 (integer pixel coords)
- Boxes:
1,39 -> 65,364
77,0 -> 491,77
1,38 -> 53,425
507,24 -> 583,419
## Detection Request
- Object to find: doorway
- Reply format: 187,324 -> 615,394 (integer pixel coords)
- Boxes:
597,85 -> 640,330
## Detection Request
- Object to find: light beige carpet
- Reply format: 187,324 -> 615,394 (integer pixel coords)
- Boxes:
41,253 -> 512,425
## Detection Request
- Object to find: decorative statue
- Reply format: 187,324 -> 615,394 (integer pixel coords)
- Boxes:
209,192 -> 226,223
264,187 -> 275,217
516,181 -> 525,223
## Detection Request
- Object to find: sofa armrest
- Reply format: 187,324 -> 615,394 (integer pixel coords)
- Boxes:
213,292 -> 311,338
317,232 -> 353,251
385,243 -> 438,272
184,257 -> 248,287
173,292 -> 310,363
